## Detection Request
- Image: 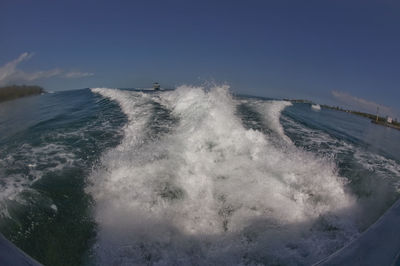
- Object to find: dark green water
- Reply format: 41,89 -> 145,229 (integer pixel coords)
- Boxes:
0,89 -> 126,265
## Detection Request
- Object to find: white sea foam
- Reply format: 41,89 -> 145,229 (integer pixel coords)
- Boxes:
282,114 -> 353,157
88,86 -> 357,265
281,112 -> 400,231
0,142 -> 76,217
354,149 -> 400,192
283,113 -> 400,188
250,99 -> 293,143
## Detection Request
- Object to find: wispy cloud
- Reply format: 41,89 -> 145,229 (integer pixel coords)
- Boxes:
332,90 -> 395,117
0,52 -> 34,82
64,71 -> 94,78
0,52 -> 94,86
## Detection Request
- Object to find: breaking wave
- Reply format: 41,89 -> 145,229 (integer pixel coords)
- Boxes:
248,99 -> 293,144
88,85 -> 359,265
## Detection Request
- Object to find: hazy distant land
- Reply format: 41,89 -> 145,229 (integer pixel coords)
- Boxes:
286,99 -> 400,130
0,85 -> 45,103
0,86 -> 398,131
321,104 -> 400,130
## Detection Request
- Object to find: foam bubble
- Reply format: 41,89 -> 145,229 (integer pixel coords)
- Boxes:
50,204 -> 58,212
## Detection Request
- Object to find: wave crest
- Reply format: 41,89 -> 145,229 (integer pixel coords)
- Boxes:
88,85 -> 357,265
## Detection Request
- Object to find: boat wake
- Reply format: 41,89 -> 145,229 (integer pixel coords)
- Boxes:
88,85 -> 358,265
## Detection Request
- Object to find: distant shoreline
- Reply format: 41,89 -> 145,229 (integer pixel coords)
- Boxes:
0,85 -> 45,103
286,99 -> 400,131
371,120 -> 400,130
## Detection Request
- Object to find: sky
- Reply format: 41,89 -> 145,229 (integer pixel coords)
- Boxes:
1,0 -> 399,117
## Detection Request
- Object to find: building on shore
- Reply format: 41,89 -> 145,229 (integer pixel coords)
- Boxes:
153,82 -> 160,90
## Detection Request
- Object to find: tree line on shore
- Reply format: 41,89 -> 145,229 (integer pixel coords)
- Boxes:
0,85 -> 44,103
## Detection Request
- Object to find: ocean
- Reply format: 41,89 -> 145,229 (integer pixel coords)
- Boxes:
0,85 -> 399,265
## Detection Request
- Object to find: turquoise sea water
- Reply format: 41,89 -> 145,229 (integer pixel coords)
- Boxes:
0,86 -> 399,265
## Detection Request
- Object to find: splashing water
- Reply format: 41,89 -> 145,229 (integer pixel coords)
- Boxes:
1,86 -> 399,265
88,85 -> 358,265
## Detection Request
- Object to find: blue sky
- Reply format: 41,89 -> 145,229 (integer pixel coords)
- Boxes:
1,0 -> 399,117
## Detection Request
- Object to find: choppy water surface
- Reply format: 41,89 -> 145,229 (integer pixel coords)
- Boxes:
0,86 -> 399,265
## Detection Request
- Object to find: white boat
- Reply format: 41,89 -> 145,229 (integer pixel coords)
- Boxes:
311,104 -> 321,111
153,82 -> 160,90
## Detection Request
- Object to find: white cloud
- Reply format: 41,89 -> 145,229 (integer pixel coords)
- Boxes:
0,52 -> 33,82
13,68 -> 63,81
64,71 -> 94,78
0,52 -> 94,86
332,90 -> 394,116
